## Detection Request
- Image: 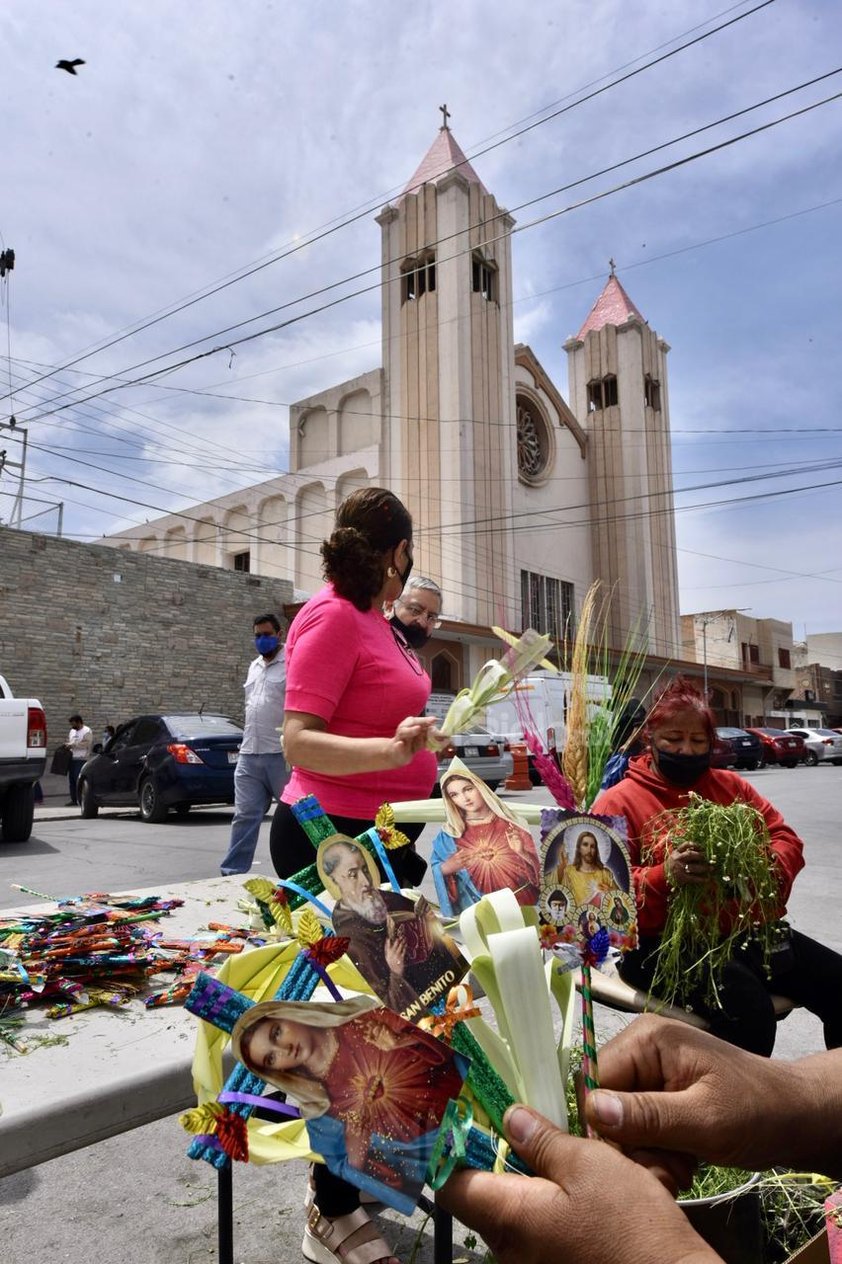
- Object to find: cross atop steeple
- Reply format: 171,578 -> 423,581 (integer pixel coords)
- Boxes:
439,103 -> 451,131
609,256 -> 616,277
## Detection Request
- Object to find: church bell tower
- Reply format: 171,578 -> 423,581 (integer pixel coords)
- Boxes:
564,270 -> 681,658
376,110 -> 519,628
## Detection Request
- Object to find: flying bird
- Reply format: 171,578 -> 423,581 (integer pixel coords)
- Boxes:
55,58 -> 86,75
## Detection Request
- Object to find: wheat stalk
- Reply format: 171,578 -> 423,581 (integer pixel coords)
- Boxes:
562,581 -> 600,809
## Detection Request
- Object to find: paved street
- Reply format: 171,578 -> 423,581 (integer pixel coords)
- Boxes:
1,765 -> 840,1262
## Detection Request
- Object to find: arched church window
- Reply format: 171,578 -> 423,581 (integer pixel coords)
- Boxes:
401,253 -> 436,303
516,394 -> 550,483
431,654 -> 456,693
472,254 -> 497,303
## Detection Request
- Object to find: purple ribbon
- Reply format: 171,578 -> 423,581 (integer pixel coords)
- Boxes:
304,953 -> 344,1002
219,1092 -> 301,1117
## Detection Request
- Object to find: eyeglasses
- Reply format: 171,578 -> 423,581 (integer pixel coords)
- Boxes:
398,600 -> 442,628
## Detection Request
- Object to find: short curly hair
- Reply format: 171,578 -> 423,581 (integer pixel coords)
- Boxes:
321,487 -> 413,611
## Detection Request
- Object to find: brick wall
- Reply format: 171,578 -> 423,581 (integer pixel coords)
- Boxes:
0,526 -> 294,748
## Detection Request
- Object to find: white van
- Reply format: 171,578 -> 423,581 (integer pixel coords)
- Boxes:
482,670 -> 612,762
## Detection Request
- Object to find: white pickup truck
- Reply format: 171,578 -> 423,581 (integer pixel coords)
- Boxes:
0,674 -> 47,843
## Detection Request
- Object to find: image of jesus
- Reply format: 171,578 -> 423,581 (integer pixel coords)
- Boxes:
555,826 -> 624,907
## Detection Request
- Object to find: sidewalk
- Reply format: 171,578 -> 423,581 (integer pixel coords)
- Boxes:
34,769 -> 115,820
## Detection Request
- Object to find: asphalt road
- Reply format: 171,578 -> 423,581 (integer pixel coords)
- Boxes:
1,764 -> 840,1263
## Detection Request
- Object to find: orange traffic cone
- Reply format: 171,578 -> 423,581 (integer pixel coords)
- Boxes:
504,743 -> 532,791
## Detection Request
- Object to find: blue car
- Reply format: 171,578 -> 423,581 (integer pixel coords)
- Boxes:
77,713 -> 243,822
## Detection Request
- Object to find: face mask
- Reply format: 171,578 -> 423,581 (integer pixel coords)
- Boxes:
390,613 -> 428,650
654,746 -> 711,787
397,554 -> 413,587
254,633 -> 280,657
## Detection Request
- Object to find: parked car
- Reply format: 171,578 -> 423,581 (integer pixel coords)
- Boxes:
435,727 -> 514,793
0,673 -> 47,843
786,727 -> 842,766
745,727 -> 807,768
712,726 -> 764,771
77,713 -> 243,822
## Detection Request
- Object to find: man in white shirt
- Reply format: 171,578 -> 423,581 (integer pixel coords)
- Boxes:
66,713 -> 93,806
220,613 -> 289,875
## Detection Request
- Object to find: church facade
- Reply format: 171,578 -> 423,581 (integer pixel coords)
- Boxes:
107,122 -> 682,688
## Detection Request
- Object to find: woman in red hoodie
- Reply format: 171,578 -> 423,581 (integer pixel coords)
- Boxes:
592,677 -> 842,1055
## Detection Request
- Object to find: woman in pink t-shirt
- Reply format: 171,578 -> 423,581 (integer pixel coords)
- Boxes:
268,487 -> 441,1264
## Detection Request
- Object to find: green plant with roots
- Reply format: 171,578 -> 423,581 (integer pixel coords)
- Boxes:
645,794 -> 784,1010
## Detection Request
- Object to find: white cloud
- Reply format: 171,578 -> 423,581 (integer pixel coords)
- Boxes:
2,0 -> 841,627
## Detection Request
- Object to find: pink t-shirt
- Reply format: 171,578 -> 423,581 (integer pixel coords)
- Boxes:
281,584 -> 437,818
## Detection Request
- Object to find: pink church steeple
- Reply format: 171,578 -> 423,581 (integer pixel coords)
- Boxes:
402,108 -> 487,197
577,270 -> 646,340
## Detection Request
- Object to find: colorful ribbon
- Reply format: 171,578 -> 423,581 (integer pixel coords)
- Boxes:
418,983 -> 480,1040
426,1097 -> 474,1190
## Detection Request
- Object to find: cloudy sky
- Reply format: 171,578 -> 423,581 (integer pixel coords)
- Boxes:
2,0 -> 841,634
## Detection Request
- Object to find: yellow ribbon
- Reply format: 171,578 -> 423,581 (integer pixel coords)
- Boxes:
418,983 -> 481,1040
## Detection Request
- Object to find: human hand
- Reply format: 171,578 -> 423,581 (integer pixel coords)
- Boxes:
384,931 -> 406,976
584,1014 -> 791,1176
506,826 -> 524,854
438,1104 -> 716,1264
386,715 -> 439,767
666,844 -> 712,887
439,852 -> 465,876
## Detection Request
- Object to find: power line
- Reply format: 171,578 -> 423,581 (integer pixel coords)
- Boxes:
20,80 -> 842,428
2,0 -> 779,410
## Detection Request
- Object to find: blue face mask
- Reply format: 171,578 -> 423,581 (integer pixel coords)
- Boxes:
254,633 -> 280,657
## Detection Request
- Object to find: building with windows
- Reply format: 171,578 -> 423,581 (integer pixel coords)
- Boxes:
106,120 -> 683,690
680,609 -> 808,726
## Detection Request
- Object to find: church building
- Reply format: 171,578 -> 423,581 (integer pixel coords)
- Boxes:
108,118 -> 682,691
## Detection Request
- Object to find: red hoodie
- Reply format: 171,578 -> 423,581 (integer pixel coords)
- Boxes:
591,755 -> 804,937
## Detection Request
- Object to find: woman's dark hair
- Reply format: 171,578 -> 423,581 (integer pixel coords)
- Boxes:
321,487 -> 413,611
645,675 -> 716,747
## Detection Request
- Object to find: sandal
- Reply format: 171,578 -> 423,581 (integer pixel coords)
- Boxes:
302,1204 -> 397,1264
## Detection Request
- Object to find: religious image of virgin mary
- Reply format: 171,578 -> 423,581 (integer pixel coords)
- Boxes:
232,995 -> 467,1213
430,758 -> 540,916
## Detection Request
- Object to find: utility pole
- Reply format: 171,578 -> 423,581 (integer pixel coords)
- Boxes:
0,419 -> 28,528
699,609 -> 751,703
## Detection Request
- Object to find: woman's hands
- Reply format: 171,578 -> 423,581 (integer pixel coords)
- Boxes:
384,716 -> 441,768
666,843 -> 713,887
283,711 -> 440,776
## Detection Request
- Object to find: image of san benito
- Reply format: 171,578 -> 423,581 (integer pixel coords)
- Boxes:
318,835 -> 467,1019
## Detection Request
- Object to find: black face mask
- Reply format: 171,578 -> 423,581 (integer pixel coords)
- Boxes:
391,612 -> 428,650
398,554 -> 413,587
654,746 -> 711,787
